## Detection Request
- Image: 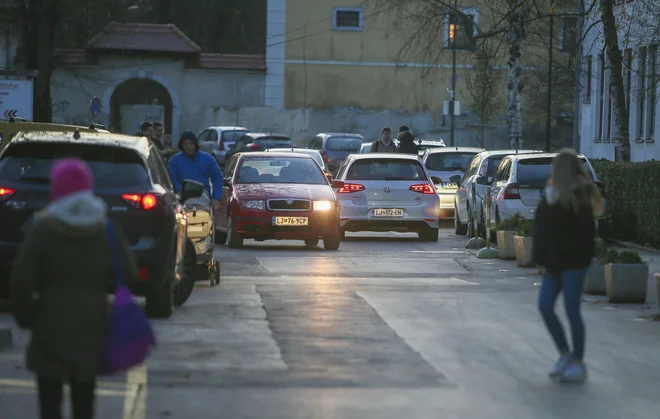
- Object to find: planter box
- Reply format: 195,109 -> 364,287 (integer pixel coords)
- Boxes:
654,273 -> 660,310
583,259 -> 606,295
497,230 -> 516,260
605,263 -> 649,303
514,235 -> 534,267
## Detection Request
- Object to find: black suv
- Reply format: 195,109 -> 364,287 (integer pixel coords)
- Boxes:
0,131 -> 201,318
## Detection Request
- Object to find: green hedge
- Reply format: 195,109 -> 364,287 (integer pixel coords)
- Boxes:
590,158 -> 660,247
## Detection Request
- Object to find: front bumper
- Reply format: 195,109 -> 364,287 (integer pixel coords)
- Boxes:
235,208 -> 341,240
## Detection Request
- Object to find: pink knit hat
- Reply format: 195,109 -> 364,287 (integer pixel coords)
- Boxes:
50,158 -> 94,201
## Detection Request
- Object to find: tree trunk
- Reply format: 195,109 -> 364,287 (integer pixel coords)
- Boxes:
600,0 -> 630,161
32,0 -> 58,123
479,124 -> 485,148
507,2 -> 525,149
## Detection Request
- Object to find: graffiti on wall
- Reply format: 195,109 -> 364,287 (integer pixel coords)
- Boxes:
51,101 -> 70,114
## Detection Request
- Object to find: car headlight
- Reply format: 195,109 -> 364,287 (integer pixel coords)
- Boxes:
241,200 -> 265,210
313,200 -> 333,211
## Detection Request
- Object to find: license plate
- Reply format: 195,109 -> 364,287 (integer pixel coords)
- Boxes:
441,182 -> 458,188
272,216 -> 308,226
371,208 -> 404,217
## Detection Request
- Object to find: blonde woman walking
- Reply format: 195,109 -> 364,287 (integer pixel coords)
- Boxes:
532,148 -> 602,383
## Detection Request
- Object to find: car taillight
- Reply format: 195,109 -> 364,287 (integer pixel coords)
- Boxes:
409,184 -> 435,194
138,268 -> 149,280
321,151 -> 329,163
247,143 -> 262,150
0,187 -> 16,201
218,141 -> 225,151
595,182 -> 606,198
502,183 -> 520,199
337,183 -> 365,193
122,193 -> 159,210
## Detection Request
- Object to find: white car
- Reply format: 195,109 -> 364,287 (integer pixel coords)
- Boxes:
197,126 -> 249,166
264,147 -> 328,172
420,146 -> 484,219
453,149 -> 543,236
487,153 -> 608,231
416,139 -> 446,156
333,153 -> 441,241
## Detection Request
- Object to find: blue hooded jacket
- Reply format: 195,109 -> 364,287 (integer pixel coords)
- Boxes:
168,131 -> 224,201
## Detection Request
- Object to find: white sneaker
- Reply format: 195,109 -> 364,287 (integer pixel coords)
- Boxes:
549,354 -> 573,378
560,361 -> 587,383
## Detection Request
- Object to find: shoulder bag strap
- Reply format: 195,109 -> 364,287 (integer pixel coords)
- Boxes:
106,221 -> 124,286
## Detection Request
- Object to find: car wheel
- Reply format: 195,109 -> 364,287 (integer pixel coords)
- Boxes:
466,203 -> 475,238
323,235 -> 341,250
454,205 -> 468,235
419,227 -> 439,242
227,213 -> 243,248
304,239 -> 319,247
174,238 -> 196,307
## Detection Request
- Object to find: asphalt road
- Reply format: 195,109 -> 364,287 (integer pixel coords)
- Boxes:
2,224 -> 660,419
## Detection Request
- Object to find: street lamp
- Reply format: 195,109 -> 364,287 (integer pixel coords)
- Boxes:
449,0 -> 458,147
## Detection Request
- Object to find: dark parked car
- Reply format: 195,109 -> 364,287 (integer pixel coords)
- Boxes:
215,152 -> 341,250
224,133 -> 295,162
0,131 -> 201,318
307,133 -> 365,175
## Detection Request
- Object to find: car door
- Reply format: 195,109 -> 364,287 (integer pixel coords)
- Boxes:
489,159 -> 512,221
458,156 -> 480,221
216,155 -> 238,230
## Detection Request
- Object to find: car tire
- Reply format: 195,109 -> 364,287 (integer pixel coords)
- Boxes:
323,235 -> 341,250
419,227 -> 439,242
304,239 -> 319,247
214,222 -> 228,245
454,205 -> 468,235
227,213 -> 243,248
173,238 -> 196,307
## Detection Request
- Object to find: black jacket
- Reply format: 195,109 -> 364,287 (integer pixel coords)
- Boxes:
397,131 -> 419,155
532,188 -> 595,273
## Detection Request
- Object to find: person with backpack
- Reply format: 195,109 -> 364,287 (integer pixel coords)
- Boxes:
396,125 -> 419,155
370,126 -> 396,152
10,158 -> 141,418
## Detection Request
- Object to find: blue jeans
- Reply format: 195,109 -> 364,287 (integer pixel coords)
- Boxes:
538,268 -> 588,360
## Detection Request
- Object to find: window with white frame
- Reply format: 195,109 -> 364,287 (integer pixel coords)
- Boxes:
333,7 -> 363,31
444,7 -> 478,50
647,44 -> 658,141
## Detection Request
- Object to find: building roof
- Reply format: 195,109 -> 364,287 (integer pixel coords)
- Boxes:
86,22 -> 202,54
196,54 -> 266,71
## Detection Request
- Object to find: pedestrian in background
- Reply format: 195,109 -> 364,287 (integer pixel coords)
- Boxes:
10,158 -> 139,419
370,126 -> 396,152
532,148 -> 602,383
152,122 -> 165,150
396,125 -> 419,155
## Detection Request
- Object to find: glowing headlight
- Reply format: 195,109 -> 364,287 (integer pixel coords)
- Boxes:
313,200 -> 333,211
242,200 -> 265,210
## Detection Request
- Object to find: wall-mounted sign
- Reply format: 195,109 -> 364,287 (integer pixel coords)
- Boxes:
0,80 -> 33,121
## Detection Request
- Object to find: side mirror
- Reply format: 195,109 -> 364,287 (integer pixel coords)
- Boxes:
181,179 -> 205,202
476,176 -> 490,185
223,178 -> 232,187
331,180 -> 345,189
449,174 -> 462,184
430,176 -> 442,185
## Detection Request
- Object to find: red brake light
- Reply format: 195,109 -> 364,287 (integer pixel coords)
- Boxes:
409,184 -> 435,194
337,183 -> 365,193
503,183 -> 520,199
122,193 -> 159,210
218,141 -> 225,151
321,151 -> 330,163
138,268 -> 149,280
247,143 -> 262,150
0,187 -> 16,201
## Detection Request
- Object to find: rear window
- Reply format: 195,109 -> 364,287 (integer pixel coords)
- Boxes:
221,130 -> 249,143
0,143 -> 150,188
346,159 -> 426,181
516,158 -> 553,187
255,137 -> 293,149
326,136 -> 363,152
425,152 -> 478,171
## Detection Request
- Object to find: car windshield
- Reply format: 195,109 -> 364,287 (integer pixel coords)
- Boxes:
346,159 -> 427,181
222,130 -> 249,143
425,152 -> 478,171
0,143 -> 150,187
326,136 -> 363,152
255,137 -> 293,149
235,157 -> 327,184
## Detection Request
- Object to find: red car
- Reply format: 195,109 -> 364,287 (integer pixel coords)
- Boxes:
214,152 -> 341,250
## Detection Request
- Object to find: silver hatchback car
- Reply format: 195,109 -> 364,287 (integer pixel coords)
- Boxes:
332,153 -> 441,241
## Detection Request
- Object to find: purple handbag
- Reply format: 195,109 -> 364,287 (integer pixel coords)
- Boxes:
104,221 -> 156,375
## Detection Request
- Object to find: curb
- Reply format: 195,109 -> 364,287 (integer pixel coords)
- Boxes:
607,239 -> 660,255
0,327 -> 12,352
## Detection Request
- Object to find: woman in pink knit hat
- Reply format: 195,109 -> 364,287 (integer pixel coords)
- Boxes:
10,157 -> 139,419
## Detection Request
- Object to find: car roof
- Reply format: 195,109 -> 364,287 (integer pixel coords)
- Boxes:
208,126 -> 248,131
507,152 -> 588,161
318,133 -> 365,138
240,151 -> 314,159
418,139 -> 445,144
477,149 -> 544,158
7,131 -> 152,157
243,132 -> 290,139
426,146 -> 484,154
349,153 -> 421,161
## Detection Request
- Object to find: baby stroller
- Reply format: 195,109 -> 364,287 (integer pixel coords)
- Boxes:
181,180 -> 221,286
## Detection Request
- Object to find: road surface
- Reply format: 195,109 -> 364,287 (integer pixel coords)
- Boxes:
2,225 -> 660,418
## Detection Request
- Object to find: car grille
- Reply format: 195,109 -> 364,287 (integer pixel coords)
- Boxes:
267,199 -> 311,211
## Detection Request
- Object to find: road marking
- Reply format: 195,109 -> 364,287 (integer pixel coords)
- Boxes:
122,363 -> 147,419
0,378 -> 127,396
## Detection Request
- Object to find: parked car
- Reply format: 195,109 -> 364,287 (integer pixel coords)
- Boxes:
0,130 -> 199,318
453,149 -> 543,236
197,126 -> 249,166
224,133 -> 295,162
308,133 -> 365,175
264,147 -> 332,177
416,139 -> 446,156
420,146 -> 484,220
332,153 -> 441,241
486,152 -> 608,235
359,143 -> 372,153
214,152 -> 341,250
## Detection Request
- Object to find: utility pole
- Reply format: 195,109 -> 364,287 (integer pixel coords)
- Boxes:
572,0 -> 585,153
449,0 -> 457,147
545,10 -> 554,152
